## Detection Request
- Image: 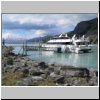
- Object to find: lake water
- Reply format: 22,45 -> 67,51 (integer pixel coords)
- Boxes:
6,43 -> 98,69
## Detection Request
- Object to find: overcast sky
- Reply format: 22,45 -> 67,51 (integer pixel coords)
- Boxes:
2,14 -> 98,39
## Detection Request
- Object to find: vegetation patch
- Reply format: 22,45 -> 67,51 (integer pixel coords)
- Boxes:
2,72 -> 23,86
33,79 -> 55,86
65,77 -> 89,86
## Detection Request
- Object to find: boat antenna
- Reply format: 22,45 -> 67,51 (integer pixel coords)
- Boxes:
72,34 -> 76,40
65,33 -> 68,37
81,35 -> 85,40
59,33 -> 63,37
86,37 -> 89,41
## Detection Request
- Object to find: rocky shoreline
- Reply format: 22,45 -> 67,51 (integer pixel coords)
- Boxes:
2,46 -> 98,86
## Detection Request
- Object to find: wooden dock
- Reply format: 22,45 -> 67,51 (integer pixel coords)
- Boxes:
26,46 -> 54,51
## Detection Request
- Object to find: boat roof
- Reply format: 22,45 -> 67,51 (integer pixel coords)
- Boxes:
48,39 -> 72,42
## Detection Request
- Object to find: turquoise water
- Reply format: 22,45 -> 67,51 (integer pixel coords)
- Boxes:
6,44 -> 98,69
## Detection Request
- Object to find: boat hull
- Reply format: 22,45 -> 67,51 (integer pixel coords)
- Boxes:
42,44 -> 92,53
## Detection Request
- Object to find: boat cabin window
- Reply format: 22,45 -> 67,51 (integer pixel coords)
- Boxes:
87,42 -> 90,45
47,42 -> 72,45
76,42 -> 90,45
53,37 -> 69,39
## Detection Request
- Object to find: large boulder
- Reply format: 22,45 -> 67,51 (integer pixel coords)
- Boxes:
54,76 -> 65,84
38,62 -> 45,66
22,68 -> 29,77
89,69 -> 98,77
49,72 -> 65,84
47,66 -> 54,73
30,71 -> 44,76
89,77 -> 98,86
94,70 -> 98,77
32,62 -> 39,67
54,66 -> 61,75
38,62 -> 48,70
60,67 -> 89,77
16,77 -> 33,86
31,76 -> 43,82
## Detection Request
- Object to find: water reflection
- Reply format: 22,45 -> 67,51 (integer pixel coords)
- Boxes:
6,44 -> 98,69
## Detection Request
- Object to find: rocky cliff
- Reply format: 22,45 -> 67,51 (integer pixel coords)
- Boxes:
68,18 -> 98,43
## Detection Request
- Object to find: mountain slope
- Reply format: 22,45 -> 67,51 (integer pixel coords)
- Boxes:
68,18 -> 98,43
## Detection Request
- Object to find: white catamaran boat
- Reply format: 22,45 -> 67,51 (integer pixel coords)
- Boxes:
42,33 -> 92,53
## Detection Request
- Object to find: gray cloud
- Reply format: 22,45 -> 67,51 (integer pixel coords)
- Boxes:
2,21 -> 57,30
2,14 -> 98,31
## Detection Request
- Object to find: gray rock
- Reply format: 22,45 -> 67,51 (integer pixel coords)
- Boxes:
55,83 -> 60,86
89,77 -> 98,86
29,68 -> 37,74
21,57 -> 30,61
14,59 -> 20,62
12,66 -> 21,73
2,76 -> 6,80
64,83 -> 71,86
2,67 -> 5,73
43,71 -> 50,79
60,67 -> 89,77
47,66 -> 54,73
13,62 -> 23,68
89,69 -> 98,77
60,70 -> 66,76
30,71 -> 44,76
54,76 -> 65,84
32,62 -> 39,67
38,62 -> 48,70
16,76 -> 43,86
51,64 -> 55,66
73,79 -> 81,85
67,84 -> 72,86
40,74 -> 47,79
54,66 -> 61,73
39,65 -> 48,70
49,72 -> 57,78
16,77 -> 33,86
22,68 -> 29,77
94,70 -> 98,77
3,65 -> 13,72
49,72 -> 65,84
29,68 -> 44,75
2,60 -> 7,67
61,65 -> 74,69
31,76 -> 43,82
38,62 -> 45,66
22,62 -> 28,67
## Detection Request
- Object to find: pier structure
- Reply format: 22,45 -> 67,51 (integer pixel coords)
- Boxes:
2,39 -> 5,46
